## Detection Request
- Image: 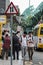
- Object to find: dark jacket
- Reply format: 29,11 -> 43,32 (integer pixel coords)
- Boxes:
13,35 -> 20,51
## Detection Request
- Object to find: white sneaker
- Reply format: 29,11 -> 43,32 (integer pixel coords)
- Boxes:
29,61 -> 33,64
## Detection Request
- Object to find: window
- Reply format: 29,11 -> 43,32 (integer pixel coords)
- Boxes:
33,28 -> 39,36
40,27 -> 43,35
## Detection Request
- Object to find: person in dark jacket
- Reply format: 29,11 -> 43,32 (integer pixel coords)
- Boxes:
2,33 -> 10,60
12,33 -> 21,60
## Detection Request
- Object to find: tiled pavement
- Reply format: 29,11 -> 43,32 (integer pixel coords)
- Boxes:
0,59 -> 43,65
0,51 -> 43,65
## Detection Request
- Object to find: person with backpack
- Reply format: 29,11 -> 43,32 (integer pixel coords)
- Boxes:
27,31 -> 34,63
12,32 -> 21,60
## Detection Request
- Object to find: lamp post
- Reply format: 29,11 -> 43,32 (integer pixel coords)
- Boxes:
29,0 -> 30,7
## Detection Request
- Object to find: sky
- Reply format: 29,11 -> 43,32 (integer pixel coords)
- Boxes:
10,0 -> 43,14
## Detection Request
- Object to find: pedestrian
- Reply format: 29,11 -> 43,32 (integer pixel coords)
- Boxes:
12,32 -> 21,60
2,32 -> 10,60
21,31 -> 27,57
27,31 -> 34,62
16,31 -> 21,51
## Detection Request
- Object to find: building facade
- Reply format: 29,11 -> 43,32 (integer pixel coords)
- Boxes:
0,0 -> 10,13
0,0 -> 10,31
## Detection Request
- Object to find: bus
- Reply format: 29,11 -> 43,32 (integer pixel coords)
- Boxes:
33,23 -> 43,50
0,15 -> 6,57
0,25 -> 2,57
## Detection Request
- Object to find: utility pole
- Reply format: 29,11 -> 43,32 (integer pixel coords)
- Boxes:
29,0 -> 30,7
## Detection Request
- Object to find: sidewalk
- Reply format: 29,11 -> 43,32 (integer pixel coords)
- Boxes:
0,59 -> 33,65
0,51 -> 32,65
0,60 -> 23,65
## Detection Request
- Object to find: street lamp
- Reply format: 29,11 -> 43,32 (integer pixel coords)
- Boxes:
29,0 -> 30,7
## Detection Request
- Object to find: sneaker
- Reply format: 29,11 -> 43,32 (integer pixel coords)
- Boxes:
29,61 -> 33,64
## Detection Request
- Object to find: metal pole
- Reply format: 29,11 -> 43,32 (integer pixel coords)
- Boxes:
10,15 -> 13,65
29,0 -> 30,7
23,47 -> 25,65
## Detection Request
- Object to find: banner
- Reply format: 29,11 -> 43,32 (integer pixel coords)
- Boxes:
0,15 -> 6,24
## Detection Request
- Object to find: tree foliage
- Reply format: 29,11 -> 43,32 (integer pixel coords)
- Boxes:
21,2 -> 43,31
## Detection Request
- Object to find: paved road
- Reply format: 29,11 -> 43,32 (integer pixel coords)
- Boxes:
0,50 -> 43,65
25,50 -> 43,65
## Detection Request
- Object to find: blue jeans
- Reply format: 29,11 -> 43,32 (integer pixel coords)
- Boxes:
22,46 -> 27,57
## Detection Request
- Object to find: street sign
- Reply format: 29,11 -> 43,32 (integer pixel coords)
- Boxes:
5,2 -> 18,15
0,15 -> 6,24
5,2 -> 19,65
